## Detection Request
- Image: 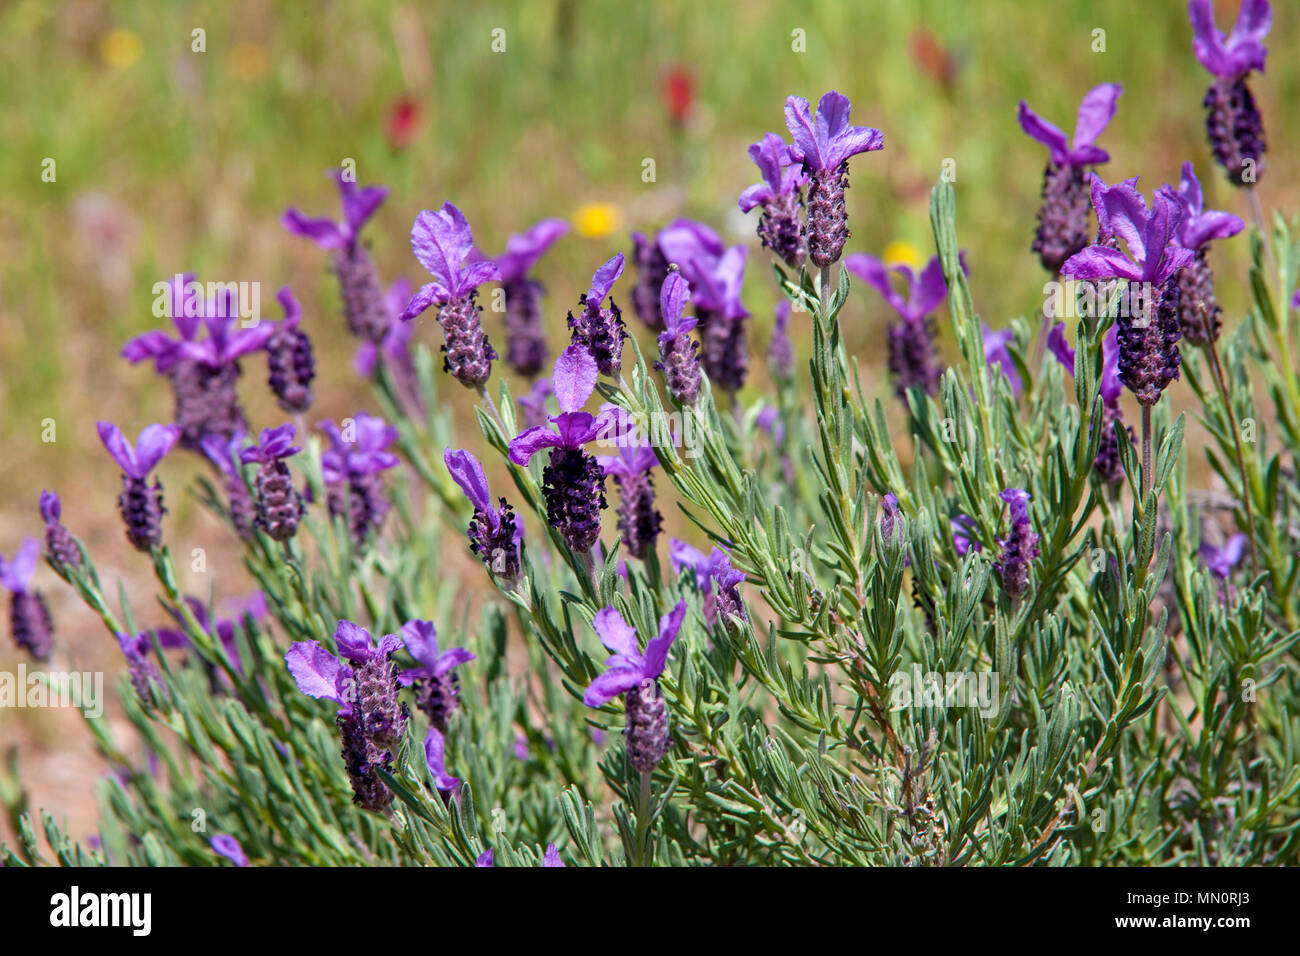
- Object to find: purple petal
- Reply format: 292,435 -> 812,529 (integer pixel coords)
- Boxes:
748,132 -> 791,193
121,330 -> 180,367
435,647 -> 475,676
285,641 -> 345,703
508,425 -> 563,466
97,421 -> 135,474
400,282 -> 442,322
587,253 -> 626,304
845,254 -> 907,318
0,538 -> 40,592
583,668 -> 644,708
642,599 -> 687,679
39,489 -> 61,524
1047,323 -> 1075,372
738,183 -> 773,214
133,424 -> 182,476
498,218 -> 570,284
543,844 -> 566,867
1017,101 -> 1070,165
1061,246 -> 1144,281
783,95 -> 822,169
424,727 -> 460,791
334,620 -> 373,662
410,204 -> 474,291
912,256 -> 949,318
1183,210 -> 1245,251
444,449 -> 491,512
476,849 -> 495,867
276,286 -> 301,326
282,209 -> 346,249
1071,83 -> 1122,152
659,271 -> 691,329
552,344 -> 598,413
341,182 -> 388,235
592,606 -> 639,657
401,619 -> 440,669
1100,325 -> 1123,403
210,834 -> 249,867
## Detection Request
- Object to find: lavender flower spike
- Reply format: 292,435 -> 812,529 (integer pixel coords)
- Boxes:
116,630 -> 166,707
401,203 -> 501,388
211,835 -> 250,867
568,254 -> 628,378
1,539 -> 54,660
200,431 -> 255,541
285,621 -> 408,812
398,619 -> 475,732
596,409 -> 663,561
240,424 -> 304,541
39,490 -> 81,571
508,346 -> 612,554
654,269 -> 702,406
1063,180 -> 1195,405
584,600 -> 687,774
98,421 -> 182,551
739,133 -> 806,269
497,218 -> 568,376
995,488 -> 1040,600
283,170 -> 392,341
670,540 -> 748,632
444,448 -> 523,584
1171,161 -> 1245,345
320,414 -> 401,546
630,230 -> 670,330
265,286 -> 316,413
846,253 -> 947,397
1189,0 -> 1269,186
784,91 -> 885,268
1019,84 -> 1123,273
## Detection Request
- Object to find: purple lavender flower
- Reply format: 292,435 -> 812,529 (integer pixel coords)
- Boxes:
508,346 -> 611,554
951,515 -> 982,557
496,218 -> 568,376
584,600 -> 687,773
658,221 -> 750,393
400,203 -> 501,388
424,726 -> 460,795
1048,324 -> 1133,484
1,539 -> 53,660
1169,161 -> 1245,344
39,490 -> 80,571
596,410 -> 663,561
445,449 -> 523,584
200,432 -> 255,541
768,300 -> 795,380
98,422 -> 181,551
630,230 -> 671,330
1200,532 -> 1247,579
476,849 -> 495,867
157,592 -> 267,673
739,133 -> 807,269
286,621 -> 408,812
995,489 -> 1040,599
880,493 -> 902,547
568,254 -> 628,378
983,324 -> 1023,396
784,91 -> 885,268
115,630 -> 166,707
284,171 -> 391,341
265,286 -> 316,413
670,540 -> 748,632
240,424 -> 304,541
398,619 -> 475,732
846,253 -> 947,397
210,835 -> 250,867
1063,180 -> 1195,406
517,378 -> 554,430
543,844 -> 566,867
654,269 -> 703,406
1189,0 -> 1269,186
1018,84 -> 1122,273
320,414 -> 401,547
123,276 -> 270,450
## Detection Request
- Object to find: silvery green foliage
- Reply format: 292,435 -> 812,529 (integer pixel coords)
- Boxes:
4,185 -> 1300,868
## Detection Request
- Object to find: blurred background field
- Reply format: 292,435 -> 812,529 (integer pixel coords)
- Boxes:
0,0 -> 1295,845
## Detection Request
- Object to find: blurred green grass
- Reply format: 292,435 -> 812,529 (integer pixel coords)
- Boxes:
0,0 -> 1296,517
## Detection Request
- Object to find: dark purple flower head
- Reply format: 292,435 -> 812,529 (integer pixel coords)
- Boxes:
631,230 -> 671,329
355,279 -> 417,379
783,91 -> 884,173
496,218 -> 568,285
508,347 -> 612,463
657,221 -> 748,320
0,539 -> 39,595
739,133 -> 806,212
1065,178 -> 1195,285
38,490 -> 81,570
424,726 -> 460,793
1189,0 -> 1270,80
445,448 -> 523,583
266,286 -> 315,414
98,422 -> 181,480
282,170 -> 388,254
670,540 -> 748,630
399,619 -> 474,730
583,600 -> 687,707
400,203 -> 502,319
996,488 -> 1040,599
210,835 -> 250,867
320,414 -> 400,484
115,629 -> 165,704
567,254 -> 628,377
240,423 -> 301,465
597,407 -> 663,560
1018,84 -> 1123,167
1200,532 -> 1248,579
200,431 -> 255,541
655,270 -> 703,405
1171,161 -> 1245,250
287,622 -> 403,708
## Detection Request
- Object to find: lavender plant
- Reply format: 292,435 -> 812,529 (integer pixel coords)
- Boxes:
4,6 -> 1300,869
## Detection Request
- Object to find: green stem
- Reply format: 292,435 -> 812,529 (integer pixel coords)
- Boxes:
633,770 -> 652,866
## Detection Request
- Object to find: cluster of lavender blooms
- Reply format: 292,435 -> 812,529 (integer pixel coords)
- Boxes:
8,0 -> 1299,870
